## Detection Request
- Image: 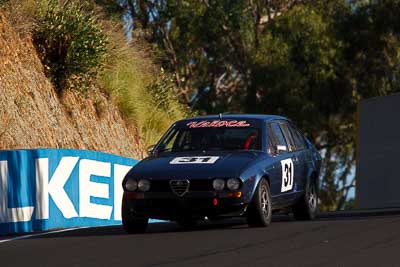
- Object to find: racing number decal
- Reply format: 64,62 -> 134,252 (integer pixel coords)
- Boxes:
281,158 -> 294,192
170,156 -> 220,164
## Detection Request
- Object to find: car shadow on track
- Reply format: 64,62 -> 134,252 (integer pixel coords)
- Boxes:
28,216 -> 294,239
26,209 -> 400,239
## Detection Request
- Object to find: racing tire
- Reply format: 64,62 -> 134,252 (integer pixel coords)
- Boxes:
122,197 -> 149,234
246,178 -> 272,227
292,179 -> 318,220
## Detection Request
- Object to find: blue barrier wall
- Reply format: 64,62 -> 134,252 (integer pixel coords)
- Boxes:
0,149 -> 138,235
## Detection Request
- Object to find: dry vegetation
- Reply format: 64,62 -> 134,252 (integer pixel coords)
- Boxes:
99,22 -> 192,146
0,0 -> 191,157
0,5 -> 143,157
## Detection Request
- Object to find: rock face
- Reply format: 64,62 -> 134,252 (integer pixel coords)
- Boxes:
0,13 -> 143,159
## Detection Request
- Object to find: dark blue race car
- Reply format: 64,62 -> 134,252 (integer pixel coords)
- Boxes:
122,114 -> 322,233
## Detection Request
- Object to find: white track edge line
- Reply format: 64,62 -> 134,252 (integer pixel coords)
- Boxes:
0,226 -> 91,244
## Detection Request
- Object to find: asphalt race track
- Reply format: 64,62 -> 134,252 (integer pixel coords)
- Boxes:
1,211 -> 400,267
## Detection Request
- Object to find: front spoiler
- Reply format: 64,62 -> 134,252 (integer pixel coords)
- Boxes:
123,191 -> 248,220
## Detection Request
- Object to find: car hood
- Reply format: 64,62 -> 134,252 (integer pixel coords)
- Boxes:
127,151 -> 263,180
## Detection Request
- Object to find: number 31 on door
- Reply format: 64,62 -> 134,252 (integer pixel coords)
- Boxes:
281,158 -> 294,192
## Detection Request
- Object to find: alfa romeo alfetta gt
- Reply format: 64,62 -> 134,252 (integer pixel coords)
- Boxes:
122,114 -> 321,233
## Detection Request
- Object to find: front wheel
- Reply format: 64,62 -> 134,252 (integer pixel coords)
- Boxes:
292,179 -> 318,220
246,178 -> 272,227
122,197 -> 149,234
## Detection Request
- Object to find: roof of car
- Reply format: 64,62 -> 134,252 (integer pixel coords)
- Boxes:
178,114 -> 288,123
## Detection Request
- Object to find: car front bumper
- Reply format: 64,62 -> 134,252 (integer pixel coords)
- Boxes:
123,191 -> 248,220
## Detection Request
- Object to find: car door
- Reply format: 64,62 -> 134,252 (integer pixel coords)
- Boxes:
287,123 -> 312,192
279,121 -> 305,194
266,121 -> 297,206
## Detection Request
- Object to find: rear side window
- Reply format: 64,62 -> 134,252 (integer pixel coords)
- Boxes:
279,122 -> 296,152
288,124 -> 307,150
268,122 -> 288,154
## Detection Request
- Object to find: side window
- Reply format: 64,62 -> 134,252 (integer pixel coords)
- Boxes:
268,122 -> 288,155
288,124 -> 307,150
279,122 -> 296,152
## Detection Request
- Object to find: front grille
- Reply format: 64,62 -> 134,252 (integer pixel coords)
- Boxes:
150,180 -> 170,191
190,180 -> 213,191
170,180 -> 190,196
148,179 -> 213,193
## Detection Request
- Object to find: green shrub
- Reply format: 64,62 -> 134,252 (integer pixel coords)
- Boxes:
0,0 -> 10,7
33,0 -> 108,92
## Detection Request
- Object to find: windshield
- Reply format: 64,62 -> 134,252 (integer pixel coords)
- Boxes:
156,120 -> 261,153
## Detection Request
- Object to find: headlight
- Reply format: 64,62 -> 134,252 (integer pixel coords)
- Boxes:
227,178 -> 241,190
213,179 -> 225,191
125,179 -> 137,192
138,179 -> 151,192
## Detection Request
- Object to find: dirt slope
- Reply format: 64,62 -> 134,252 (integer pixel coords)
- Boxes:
0,13 -> 144,159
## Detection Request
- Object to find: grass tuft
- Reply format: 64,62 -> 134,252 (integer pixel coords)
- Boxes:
98,26 -> 193,147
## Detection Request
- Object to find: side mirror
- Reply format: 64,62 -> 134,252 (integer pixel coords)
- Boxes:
147,145 -> 156,155
275,145 -> 287,154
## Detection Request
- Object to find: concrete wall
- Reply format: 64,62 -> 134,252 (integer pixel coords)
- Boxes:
357,93 -> 400,209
